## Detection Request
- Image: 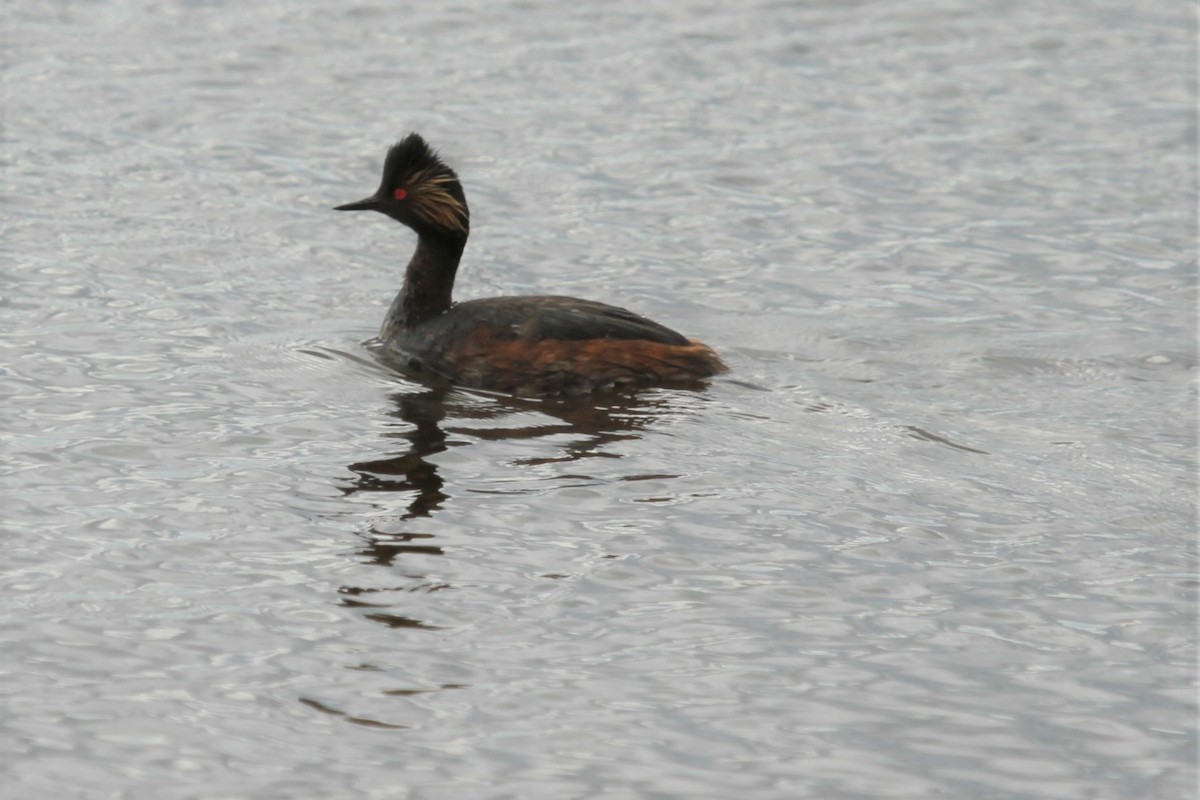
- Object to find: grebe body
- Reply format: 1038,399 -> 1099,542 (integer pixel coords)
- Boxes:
336,134 -> 725,397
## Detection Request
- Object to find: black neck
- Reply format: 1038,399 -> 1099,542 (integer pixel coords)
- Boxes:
382,233 -> 466,335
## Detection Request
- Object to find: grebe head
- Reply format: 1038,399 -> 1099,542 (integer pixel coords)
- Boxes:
335,133 -> 469,240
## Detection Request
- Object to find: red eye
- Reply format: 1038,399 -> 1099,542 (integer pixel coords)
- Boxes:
393,188 -> 408,201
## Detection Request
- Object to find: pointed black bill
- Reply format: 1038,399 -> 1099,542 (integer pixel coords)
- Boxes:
334,196 -> 381,212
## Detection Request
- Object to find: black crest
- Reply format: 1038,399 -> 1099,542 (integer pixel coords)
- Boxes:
381,133 -> 449,190
380,133 -> 469,234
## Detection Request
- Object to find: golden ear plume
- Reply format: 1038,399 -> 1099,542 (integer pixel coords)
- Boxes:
409,169 -> 468,234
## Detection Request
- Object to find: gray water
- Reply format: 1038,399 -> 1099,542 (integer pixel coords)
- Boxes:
4,1 -> 1196,798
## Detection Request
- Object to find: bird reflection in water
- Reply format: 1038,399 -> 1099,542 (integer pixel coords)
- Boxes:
305,383 -> 697,726
335,385 -> 676,623
342,385 -> 668,510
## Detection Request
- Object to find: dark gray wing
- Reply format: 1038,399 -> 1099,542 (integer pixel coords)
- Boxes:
450,296 -> 692,345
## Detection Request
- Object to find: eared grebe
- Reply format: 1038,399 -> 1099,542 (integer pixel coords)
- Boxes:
335,134 -> 726,397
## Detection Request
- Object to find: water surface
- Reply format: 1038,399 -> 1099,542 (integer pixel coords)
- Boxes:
4,1 -> 1196,798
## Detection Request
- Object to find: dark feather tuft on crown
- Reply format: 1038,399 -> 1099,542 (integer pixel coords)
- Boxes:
381,133 -> 469,234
